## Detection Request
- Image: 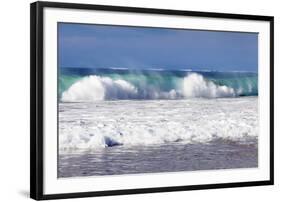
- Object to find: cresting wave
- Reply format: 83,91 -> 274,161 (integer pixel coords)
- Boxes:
61,76 -> 138,102
182,73 -> 235,98
61,72 -> 257,102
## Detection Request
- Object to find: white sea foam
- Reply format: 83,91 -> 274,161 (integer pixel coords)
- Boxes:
183,73 -> 235,98
59,97 -> 258,151
61,75 -> 138,102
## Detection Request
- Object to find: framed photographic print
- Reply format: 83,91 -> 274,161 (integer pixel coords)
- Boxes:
30,1 -> 274,200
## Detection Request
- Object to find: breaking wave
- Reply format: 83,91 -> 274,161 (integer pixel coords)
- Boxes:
61,76 -> 138,102
182,73 -> 235,98
60,71 -> 258,102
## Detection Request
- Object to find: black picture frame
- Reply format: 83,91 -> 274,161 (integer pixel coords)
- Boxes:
30,1 -> 274,200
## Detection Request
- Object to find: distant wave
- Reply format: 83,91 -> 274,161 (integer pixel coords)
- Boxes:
108,67 -> 129,70
180,69 -> 193,72
147,68 -> 165,71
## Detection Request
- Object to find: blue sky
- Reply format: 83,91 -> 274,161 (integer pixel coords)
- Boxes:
58,23 -> 258,72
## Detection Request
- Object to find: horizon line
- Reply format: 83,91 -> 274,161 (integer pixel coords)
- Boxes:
60,66 -> 258,73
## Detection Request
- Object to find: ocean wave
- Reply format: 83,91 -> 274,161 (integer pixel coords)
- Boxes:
60,72 -> 257,102
61,75 -> 138,102
183,73 -> 235,98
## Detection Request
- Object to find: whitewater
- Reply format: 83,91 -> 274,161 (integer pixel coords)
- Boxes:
59,97 -> 258,150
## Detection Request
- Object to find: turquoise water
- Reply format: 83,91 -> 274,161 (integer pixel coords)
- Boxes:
59,67 -> 258,100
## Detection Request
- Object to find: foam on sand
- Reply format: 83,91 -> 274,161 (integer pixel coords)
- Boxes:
59,97 -> 258,151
